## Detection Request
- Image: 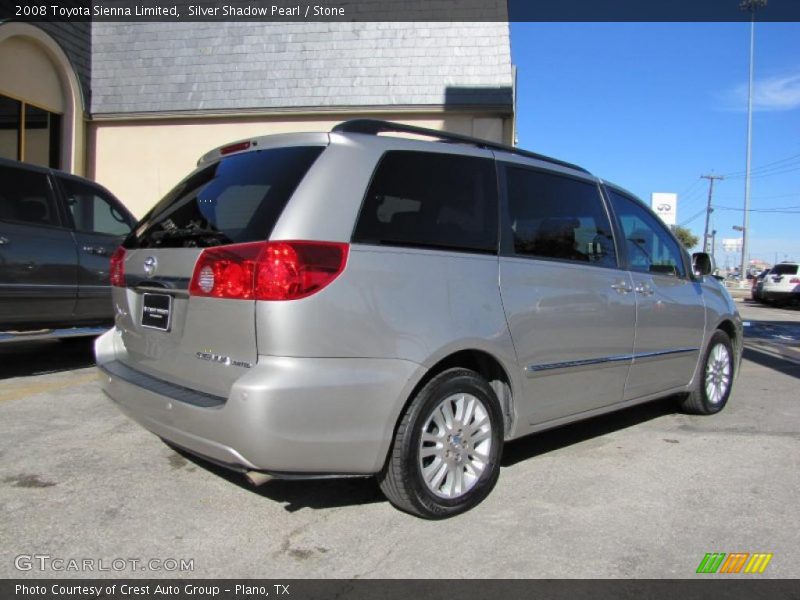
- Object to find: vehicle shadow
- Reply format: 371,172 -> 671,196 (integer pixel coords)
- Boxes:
742,346 -> 800,380
0,338 -> 96,379
501,396 -> 677,467
171,396 -> 680,513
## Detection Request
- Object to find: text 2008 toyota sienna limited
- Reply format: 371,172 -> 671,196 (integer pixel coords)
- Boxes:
96,120 -> 742,518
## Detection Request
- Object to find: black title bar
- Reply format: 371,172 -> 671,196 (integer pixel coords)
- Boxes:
3,579 -> 800,600
1,0 -> 799,22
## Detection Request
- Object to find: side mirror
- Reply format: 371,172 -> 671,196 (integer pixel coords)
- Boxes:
692,252 -> 713,277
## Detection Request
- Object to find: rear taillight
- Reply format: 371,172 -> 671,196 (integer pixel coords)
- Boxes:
790,278 -> 800,284
109,246 -> 126,287
189,241 -> 348,301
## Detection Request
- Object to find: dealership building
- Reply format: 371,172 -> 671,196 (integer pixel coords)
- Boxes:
0,20 -> 515,216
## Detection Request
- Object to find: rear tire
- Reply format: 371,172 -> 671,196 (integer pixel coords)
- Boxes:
679,330 -> 734,415
379,368 -> 503,519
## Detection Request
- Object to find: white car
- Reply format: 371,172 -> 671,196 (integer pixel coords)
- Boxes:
761,262 -> 800,306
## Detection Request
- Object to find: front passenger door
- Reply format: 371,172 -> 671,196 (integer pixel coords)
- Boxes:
57,176 -> 134,321
606,189 -> 705,399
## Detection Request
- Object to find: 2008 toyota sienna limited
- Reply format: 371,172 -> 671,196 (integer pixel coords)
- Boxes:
96,120 -> 742,518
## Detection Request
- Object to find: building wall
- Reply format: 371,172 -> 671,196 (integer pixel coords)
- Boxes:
36,22 -> 91,109
89,111 -> 511,217
91,22 -> 513,115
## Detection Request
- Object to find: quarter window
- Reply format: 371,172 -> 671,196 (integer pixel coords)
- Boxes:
59,178 -> 133,236
353,151 -> 498,254
607,190 -> 686,278
504,167 -> 617,268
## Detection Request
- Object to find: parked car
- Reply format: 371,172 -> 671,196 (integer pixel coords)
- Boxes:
0,158 -> 136,342
761,262 -> 800,306
751,268 -> 771,302
96,120 -> 742,518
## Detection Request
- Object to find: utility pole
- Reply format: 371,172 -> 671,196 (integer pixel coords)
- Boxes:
740,0 -> 767,282
701,174 -> 724,253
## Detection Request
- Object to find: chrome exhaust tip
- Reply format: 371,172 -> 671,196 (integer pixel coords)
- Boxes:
245,471 -> 273,487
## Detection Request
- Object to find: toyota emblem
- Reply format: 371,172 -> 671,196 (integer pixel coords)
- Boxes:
143,256 -> 158,278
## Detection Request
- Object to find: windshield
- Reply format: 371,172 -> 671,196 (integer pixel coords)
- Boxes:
126,146 -> 324,249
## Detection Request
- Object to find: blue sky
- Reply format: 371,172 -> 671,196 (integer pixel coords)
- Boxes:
510,22 -> 800,268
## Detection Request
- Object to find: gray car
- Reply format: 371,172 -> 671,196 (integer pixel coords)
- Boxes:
96,120 -> 742,518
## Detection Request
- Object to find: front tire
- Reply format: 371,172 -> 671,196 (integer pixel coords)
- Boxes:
679,330 -> 734,415
379,368 -> 504,519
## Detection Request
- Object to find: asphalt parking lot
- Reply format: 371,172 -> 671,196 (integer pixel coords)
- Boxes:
1,297 -> 798,579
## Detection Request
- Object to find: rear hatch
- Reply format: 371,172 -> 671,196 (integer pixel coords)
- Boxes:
111,143 -> 326,397
764,263 -> 799,292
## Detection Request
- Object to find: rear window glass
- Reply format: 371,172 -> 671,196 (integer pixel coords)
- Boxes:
771,264 -> 798,275
352,151 -> 498,254
126,146 -> 324,248
0,165 -> 60,227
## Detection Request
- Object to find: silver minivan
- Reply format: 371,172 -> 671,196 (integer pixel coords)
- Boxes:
96,120 -> 742,518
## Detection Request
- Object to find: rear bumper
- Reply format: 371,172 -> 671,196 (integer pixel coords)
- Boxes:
95,328 -> 423,476
762,290 -> 799,303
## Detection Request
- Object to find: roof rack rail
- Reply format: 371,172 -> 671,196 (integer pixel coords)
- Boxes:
332,119 -> 590,174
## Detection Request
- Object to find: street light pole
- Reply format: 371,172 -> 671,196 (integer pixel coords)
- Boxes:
740,0 -> 766,282
711,229 -> 717,262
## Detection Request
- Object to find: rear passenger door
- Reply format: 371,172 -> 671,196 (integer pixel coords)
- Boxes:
605,188 -> 705,399
56,176 -> 134,321
498,165 -> 636,425
0,164 -> 77,326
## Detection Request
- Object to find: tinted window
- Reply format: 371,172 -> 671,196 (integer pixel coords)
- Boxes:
353,151 -> 498,254
0,96 -> 20,161
0,165 -> 60,227
607,190 -> 686,278
60,178 -> 132,236
127,146 -> 324,249
505,167 -> 617,267
771,264 -> 798,276
0,95 -> 61,168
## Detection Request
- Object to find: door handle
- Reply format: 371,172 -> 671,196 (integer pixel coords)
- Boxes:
611,280 -> 633,294
635,283 -> 654,296
82,245 -> 109,256
0,236 -> 9,245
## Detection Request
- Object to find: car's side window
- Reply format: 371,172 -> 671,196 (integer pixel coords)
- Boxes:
607,190 -> 686,278
0,165 -> 61,227
59,177 -> 133,236
504,166 -> 617,268
352,151 -> 498,254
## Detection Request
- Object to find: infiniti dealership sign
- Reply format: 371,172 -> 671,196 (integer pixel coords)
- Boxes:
651,192 -> 677,226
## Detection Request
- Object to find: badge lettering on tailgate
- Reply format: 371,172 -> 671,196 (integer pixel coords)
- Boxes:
195,350 -> 252,369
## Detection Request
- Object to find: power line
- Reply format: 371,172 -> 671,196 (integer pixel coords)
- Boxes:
680,208 -> 707,226
725,163 -> 800,180
714,205 -> 800,213
721,151 -> 800,178
714,192 -> 798,201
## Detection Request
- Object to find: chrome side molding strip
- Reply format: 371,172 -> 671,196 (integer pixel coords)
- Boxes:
525,348 -> 698,378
